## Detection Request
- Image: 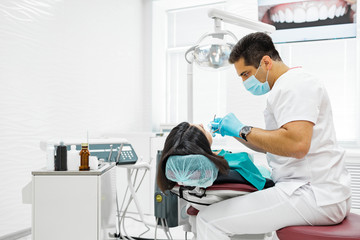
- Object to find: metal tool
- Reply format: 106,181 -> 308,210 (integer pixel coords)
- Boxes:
210,114 -> 219,136
108,144 -> 113,162
116,143 -> 124,163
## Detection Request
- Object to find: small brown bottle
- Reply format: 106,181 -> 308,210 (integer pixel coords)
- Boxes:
79,143 -> 90,171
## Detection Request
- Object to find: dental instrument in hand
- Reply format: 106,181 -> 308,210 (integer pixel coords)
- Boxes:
209,114 -> 220,137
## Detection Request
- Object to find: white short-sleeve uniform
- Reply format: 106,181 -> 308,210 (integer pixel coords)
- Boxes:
195,68 -> 352,240
264,68 -> 351,206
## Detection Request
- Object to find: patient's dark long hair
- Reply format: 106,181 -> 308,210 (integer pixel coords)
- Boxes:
156,122 -> 229,192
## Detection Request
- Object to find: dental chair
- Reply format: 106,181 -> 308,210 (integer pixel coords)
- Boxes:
171,169 -> 275,210
166,153 -> 274,208
166,154 -> 360,240
165,154 -> 275,239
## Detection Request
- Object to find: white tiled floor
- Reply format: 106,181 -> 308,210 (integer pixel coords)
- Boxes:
18,236 -> 31,240
17,213 -> 191,240
17,209 -> 360,240
107,213 -> 192,240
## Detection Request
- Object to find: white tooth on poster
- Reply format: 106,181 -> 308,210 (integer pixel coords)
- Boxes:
307,6 -> 318,22
275,13 -> 280,22
335,6 -> 341,17
341,5 -> 346,16
271,14 -> 275,22
294,7 -> 306,23
285,8 -> 293,23
278,10 -> 285,23
328,5 -> 336,19
340,6 -> 345,16
319,5 -> 328,20
265,0 -> 356,25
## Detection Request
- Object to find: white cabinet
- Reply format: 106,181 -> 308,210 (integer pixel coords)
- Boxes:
32,163 -> 116,240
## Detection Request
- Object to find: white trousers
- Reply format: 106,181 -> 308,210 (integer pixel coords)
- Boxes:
195,184 -> 351,240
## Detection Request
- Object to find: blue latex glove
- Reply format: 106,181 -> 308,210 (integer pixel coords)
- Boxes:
210,113 -> 244,137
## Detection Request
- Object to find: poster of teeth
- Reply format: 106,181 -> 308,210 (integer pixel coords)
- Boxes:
258,0 -> 357,43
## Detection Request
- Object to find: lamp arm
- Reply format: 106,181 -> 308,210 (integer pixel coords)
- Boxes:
222,30 -> 238,42
187,63 -> 193,123
208,9 -> 276,34
196,30 -> 239,46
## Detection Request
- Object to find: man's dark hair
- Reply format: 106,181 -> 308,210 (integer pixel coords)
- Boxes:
156,122 -> 229,192
229,32 -> 282,67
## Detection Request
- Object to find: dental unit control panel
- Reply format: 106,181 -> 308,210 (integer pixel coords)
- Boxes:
85,143 -> 138,165
41,138 -> 138,167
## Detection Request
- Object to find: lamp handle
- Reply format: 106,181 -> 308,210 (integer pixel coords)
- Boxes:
185,46 -> 196,64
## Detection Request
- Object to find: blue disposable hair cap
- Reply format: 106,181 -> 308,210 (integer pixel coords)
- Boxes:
165,154 -> 219,188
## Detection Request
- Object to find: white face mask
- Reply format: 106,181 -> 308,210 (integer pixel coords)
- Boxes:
243,63 -> 270,96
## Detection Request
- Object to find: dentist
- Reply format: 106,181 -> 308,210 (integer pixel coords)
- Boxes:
198,32 -> 352,240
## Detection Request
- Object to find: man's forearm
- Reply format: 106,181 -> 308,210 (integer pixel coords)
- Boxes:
244,122 -> 313,159
234,136 -> 266,153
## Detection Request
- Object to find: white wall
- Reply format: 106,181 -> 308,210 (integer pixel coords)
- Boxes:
0,0 -> 147,236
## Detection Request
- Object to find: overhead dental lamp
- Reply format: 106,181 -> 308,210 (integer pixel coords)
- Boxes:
186,9 -> 276,122
185,26 -> 238,69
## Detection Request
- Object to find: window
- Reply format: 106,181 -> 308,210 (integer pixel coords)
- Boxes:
276,39 -> 359,144
152,0 -> 228,126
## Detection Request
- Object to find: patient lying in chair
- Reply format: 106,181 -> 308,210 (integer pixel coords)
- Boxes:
156,122 -> 274,208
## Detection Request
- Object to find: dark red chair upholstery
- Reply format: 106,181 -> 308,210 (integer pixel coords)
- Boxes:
276,213 -> 360,240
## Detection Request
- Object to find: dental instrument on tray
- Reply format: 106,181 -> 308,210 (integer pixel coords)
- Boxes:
116,143 -> 124,163
108,144 -> 113,162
